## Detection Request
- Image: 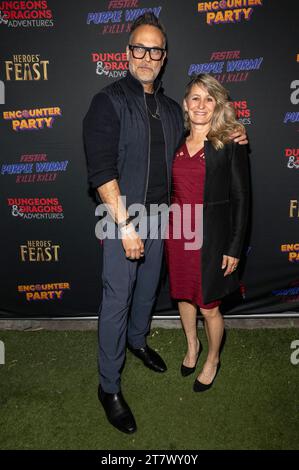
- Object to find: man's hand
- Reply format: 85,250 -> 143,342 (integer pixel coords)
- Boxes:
222,254 -> 239,276
230,130 -> 248,145
96,180 -> 145,260
122,225 -> 144,260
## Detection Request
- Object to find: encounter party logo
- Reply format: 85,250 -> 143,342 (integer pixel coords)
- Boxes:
197,0 -> 263,26
91,51 -> 128,79
189,50 -> 263,83
0,1 -> 54,28
18,282 -> 70,302
280,243 -> 299,263
86,0 -> 162,34
3,106 -> 62,131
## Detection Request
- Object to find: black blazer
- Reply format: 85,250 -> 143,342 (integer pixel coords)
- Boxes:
201,140 -> 250,303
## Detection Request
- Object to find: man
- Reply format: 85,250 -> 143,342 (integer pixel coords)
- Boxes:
83,13 -> 247,434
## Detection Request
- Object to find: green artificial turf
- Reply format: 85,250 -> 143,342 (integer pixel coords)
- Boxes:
0,328 -> 298,450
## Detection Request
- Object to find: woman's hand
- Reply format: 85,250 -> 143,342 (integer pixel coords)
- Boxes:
222,255 -> 239,276
230,130 -> 248,145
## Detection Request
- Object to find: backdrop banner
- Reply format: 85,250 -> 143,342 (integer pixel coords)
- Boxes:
0,0 -> 298,318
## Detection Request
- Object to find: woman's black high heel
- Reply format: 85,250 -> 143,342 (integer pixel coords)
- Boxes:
180,341 -> 202,377
193,362 -> 221,392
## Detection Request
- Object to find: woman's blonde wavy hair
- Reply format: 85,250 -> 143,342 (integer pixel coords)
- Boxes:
184,73 -> 245,150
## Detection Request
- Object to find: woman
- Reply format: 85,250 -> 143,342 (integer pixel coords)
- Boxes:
165,74 -> 250,392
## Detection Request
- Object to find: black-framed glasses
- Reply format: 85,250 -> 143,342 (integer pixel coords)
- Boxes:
128,44 -> 165,61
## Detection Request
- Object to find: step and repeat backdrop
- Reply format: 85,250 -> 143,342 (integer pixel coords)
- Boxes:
0,0 -> 298,318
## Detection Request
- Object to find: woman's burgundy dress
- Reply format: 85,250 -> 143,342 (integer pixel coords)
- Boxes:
165,142 -> 221,309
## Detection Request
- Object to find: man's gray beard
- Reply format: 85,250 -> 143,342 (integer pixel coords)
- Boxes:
129,66 -> 158,86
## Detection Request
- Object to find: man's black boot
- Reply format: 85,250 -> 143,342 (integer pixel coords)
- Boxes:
98,385 -> 137,434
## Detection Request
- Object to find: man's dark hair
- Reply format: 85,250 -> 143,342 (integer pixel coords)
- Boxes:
129,12 -> 167,47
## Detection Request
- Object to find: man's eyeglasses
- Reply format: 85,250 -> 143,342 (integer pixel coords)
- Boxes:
128,45 -> 165,61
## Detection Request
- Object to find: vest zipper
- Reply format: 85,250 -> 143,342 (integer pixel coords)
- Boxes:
142,91 -> 151,217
